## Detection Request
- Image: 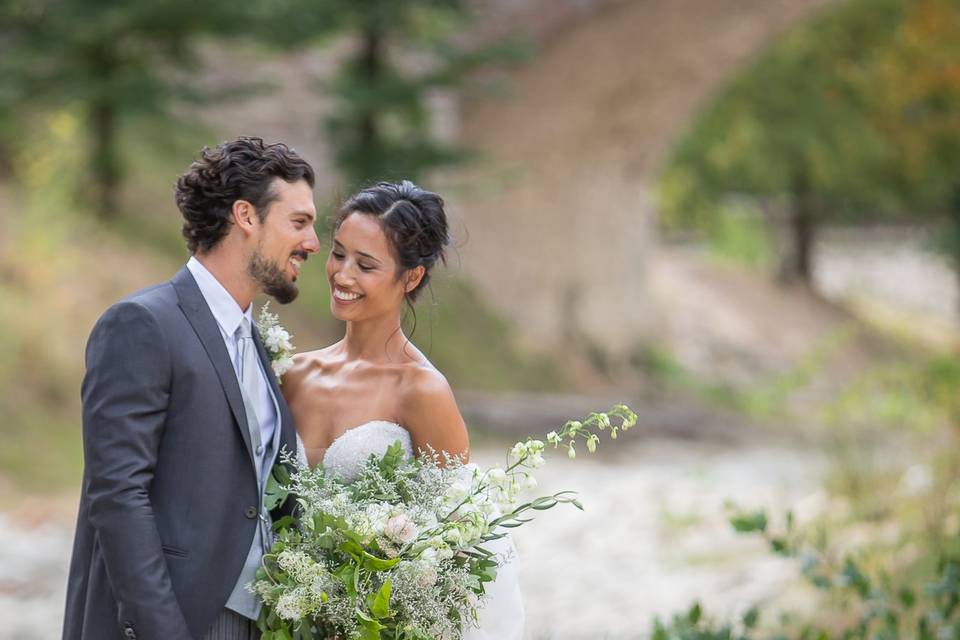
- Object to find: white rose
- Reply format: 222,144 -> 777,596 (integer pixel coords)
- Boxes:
384,513 -> 419,544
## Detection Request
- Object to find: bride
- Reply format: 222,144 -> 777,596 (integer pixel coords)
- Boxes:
281,181 -> 524,640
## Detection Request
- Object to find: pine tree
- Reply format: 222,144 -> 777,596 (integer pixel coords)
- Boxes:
318,0 -> 524,188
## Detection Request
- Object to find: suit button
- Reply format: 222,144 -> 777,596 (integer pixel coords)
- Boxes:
245,506 -> 258,519
122,622 -> 137,639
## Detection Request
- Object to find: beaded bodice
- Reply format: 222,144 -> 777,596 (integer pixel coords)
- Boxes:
322,420 -> 414,482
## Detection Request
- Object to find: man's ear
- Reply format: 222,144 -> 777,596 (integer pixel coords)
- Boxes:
404,266 -> 426,293
232,200 -> 258,237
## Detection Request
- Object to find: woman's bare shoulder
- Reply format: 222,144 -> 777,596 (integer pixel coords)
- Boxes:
281,345 -> 340,393
399,360 -> 452,401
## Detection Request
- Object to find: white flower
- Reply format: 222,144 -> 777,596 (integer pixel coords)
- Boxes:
275,588 -> 311,621
510,442 -> 527,461
546,431 -> 560,445
273,356 -> 294,378
384,513 -> 419,544
442,527 -> 463,546
265,325 -> 293,352
586,435 -> 598,453
487,467 -> 506,485
416,562 -> 439,587
446,480 -> 470,504
523,474 -> 538,490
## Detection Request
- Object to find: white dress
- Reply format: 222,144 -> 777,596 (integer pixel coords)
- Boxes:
320,421 -> 526,640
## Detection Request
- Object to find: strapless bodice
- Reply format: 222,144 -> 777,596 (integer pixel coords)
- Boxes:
321,420 -> 414,482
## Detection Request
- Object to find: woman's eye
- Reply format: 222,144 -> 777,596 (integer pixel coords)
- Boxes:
331,251 -> 344,259
359,264 -> 374,272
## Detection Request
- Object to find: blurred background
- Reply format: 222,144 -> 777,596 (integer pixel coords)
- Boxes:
1,0 -> 959,637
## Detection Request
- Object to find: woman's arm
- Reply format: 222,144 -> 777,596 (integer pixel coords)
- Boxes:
400,367 -> 470,462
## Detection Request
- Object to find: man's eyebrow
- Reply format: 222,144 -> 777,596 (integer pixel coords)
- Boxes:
292,209 -> 316,222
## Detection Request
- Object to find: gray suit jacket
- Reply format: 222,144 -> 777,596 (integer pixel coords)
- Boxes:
62,267 -> 298,640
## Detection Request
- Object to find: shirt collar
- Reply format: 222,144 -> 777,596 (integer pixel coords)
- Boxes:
186,256 -> 253,338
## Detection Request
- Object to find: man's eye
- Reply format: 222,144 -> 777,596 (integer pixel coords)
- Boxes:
331,251 -> 345,259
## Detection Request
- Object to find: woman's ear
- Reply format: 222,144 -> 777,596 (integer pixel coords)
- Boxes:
404,265 -> 426,293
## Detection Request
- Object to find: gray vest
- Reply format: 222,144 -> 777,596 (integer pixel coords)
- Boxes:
224,355 -> 283,619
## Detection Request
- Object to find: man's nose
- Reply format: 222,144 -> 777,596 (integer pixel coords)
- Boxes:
303,225 -> 320,254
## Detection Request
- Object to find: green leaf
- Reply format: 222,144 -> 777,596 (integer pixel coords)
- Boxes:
357,613 -> 384,640
899,586 -> 916,608
770,537 -> 789,554
688,602 -> 702,624
363,550 -> 401,572
371,579 -> 392,618
264,463 -> 293,511
842,558 -> 871,597
272,515 -> 295,532
730,510 -> 768,533
743,606 -> 760,629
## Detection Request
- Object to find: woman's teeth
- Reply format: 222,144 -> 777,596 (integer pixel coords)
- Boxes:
334,289 -> 361,301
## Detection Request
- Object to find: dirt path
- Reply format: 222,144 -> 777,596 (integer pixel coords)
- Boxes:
1,433 -> 822,640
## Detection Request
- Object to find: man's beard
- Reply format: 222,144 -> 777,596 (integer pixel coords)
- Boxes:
248,247 -> 301,304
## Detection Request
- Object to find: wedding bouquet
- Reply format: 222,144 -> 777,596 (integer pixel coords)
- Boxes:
248,405 -> 637,640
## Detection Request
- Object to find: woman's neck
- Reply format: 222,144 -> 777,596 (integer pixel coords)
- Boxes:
341,314 -> 413,363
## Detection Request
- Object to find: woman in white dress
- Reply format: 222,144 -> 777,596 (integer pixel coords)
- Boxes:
281,181 -> 524,640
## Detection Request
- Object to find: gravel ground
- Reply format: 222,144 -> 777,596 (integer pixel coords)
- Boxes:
0,437 -> 823,640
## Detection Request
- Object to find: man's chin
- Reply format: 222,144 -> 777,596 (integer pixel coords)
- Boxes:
267,283 -> 299,304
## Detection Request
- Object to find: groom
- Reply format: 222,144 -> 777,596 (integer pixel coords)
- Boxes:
62,137 -> 319,640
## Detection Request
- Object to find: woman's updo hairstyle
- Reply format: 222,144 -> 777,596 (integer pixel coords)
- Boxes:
334,180 -> 450,303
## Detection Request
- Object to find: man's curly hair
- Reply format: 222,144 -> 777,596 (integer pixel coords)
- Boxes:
175,137 -> 316,254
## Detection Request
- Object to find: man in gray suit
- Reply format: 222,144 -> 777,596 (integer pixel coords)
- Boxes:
63,137 -> 320,640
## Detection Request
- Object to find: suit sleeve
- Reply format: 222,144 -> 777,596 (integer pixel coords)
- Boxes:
81,301 -> 193,639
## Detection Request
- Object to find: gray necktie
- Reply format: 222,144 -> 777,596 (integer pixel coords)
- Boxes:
237,318 -> 262,430
237,318 -> 272,553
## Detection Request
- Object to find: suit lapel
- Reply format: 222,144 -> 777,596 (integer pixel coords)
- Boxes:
171,267 -> 256,468
252,327 -> 297,457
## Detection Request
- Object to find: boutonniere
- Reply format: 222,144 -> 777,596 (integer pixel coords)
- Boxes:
256,302 -> 295,381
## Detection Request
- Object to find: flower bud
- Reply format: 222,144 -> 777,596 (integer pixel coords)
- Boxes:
567,444 -> 576,459
487,467 -> 506,485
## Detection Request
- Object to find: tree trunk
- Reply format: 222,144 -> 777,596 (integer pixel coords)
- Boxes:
358,15 -> 383,156
781,171 -> 816,286
90,97 -> 120,219
950,184 -> 960,322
